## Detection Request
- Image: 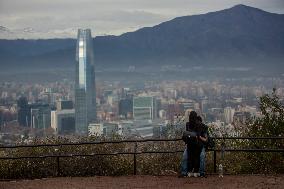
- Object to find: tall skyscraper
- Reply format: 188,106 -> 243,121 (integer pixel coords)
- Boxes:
75,29 -> 96,135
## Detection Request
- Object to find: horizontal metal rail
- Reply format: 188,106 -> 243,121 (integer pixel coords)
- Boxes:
212,148 -> 284,152
0,138 -> 183,149
0,149 -> 283,160
0,137 -> 283,149
0,151 -> 182,160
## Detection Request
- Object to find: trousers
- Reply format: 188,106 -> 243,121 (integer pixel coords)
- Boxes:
180,146 -> 206,175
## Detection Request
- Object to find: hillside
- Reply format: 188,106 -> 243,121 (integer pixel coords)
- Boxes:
0,4 -> 283,74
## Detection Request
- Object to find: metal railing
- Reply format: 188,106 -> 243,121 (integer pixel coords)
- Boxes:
0,137 -> 283,177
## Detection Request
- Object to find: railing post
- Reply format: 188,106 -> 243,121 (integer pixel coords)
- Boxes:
214,150 -> 217,173
56,156 -> 60,176
8,160 -> 11,178
133,142 -> 137,175
134,153 -> 137,175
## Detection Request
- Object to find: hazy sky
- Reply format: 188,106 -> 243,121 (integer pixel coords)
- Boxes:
0,0 -> 284,39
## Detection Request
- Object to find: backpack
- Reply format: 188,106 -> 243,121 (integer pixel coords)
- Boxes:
182,131 -> 197,143
203,124 -> 215,150
206,136 -> 215,150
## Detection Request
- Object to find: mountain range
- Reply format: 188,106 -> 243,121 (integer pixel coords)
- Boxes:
0,4 -> 284,75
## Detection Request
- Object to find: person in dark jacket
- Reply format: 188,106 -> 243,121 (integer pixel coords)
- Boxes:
196,116 -> 208,177
188,114 -> 203,177
180,113 -> 208,177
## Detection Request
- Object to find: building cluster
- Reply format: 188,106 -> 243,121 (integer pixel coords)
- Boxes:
1,77 -> 283,144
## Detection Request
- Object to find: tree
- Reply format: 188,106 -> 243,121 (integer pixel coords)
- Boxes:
248,88 -> 284,138
244,89 -> 284,173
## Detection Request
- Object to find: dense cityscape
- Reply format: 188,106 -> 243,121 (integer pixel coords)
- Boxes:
1,73 -> 283,145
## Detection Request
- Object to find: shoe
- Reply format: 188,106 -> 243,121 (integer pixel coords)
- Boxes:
200,173 -> 206,178
193,173 -> 200,177
187,172 -> 193,177
178,174 -> 187,178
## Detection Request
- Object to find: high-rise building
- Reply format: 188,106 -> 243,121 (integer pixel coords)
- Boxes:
224,107 -> 235,124
17,99 -> 51,130
56,100 -> 73,110
118,98 -> 133,118
178,99 -> 195,110
51,109 -> 75,135
17,96 -> 29,127
133,96 -> 157,120
166,102 -> 184,122
30,104 -> 51,130
75,29 -> 96,135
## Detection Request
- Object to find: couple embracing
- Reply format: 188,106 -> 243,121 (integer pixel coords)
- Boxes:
180,111 -> 208,177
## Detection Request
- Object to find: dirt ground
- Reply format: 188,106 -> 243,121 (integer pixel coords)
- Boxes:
0,175 -> 283,189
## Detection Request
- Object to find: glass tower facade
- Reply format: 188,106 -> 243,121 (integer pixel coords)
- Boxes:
75,29 -> 96,135
133,96 -> 156,120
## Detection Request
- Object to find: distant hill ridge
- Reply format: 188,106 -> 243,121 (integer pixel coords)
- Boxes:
0,4 -> 283,71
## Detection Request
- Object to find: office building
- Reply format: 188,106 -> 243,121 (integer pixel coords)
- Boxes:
224,107 -> 235,124
118,98 -> 133,119
133,96 -> 156,120
75,29 -> 96,135
56,100 -> 73,110
30,104 -> 51,130
17,96 -> 29,127
51,109 -> 75,135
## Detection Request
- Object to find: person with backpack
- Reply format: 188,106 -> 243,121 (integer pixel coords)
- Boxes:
196,116 -> 208,177
180,113 -> 208,177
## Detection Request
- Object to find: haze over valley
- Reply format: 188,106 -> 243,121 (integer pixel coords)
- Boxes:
0,5 -> 284,82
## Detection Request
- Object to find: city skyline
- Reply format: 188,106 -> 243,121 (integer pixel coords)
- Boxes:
0,0 -> 284,39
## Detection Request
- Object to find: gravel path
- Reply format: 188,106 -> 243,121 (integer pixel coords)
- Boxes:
0,175 -> 283,189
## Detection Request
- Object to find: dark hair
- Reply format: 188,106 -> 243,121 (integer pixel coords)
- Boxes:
197,116 -> 202,122
189,111 -> 197,123
186,111 -> 198,132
